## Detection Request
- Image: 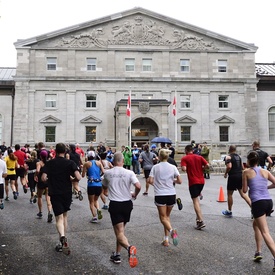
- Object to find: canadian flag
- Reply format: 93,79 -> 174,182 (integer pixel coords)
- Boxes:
126,95 -> 131,117
172,96 -> 176,116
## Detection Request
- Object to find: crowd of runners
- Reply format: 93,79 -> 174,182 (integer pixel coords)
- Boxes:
1,140 -> 275,272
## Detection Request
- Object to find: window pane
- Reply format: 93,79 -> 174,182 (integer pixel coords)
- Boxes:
218,60 -> 227,72
219,95 -> 228,108
87,58 -> 96,71
47,57 -> 57,71
181,126 -> 191,141
45,126 -> 56,142
180,59 -> 190,72
142,58 -> 152,71
86,94 -> 97,108
220,126 -> 228,142
86,126 -> 96,142
125,58 -> 135,71
180,95 -> 190,108
45,94 -> 57,108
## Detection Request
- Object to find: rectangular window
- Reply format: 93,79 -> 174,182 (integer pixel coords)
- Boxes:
218,60 -> 227,72
142,58 -> 152,71
86,126 -> 96,142
87,58 -> 96,71
125,58 -> 135,72
180,95 -> 191,108
86,94 -> 97,108
219,95 -> 229,108
181,126 -> 191,141
47,57 -> 57,71
45,126 -> 56,142
45,94 -> 57,108
180,59 -> 190,72
142,94 -> 153,99
268,107 -> 275,141
220,126 -> 229,142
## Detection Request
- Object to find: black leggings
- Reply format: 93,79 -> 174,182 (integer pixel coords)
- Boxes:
28,174 -> 37,195
0,184 -> 4,199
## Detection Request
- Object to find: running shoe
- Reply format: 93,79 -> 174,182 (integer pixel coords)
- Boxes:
128,246 -> 138,268
33,195 -> 37,204
23,184 -> 28,194
199,194 -> 203,200
171,229 -> 179,246
176,198 -> 183,210
91,217 -> 98,223
47,212 -> 53,223
5,197 -> 9,201
78,191 -> 83,201
55,242 -> 63,252
267,209 -> 274,216
102,205 -> 109,210
142,192 -> 148,196
0,202 -> 4,210
37,212 -> 43,218
16,192 -> 19,197
273,259 -> 275,272
97,209 -> 103,220
195,220 -> 206,230
222,210 -> 232,217
253,252 -> 263,262
13,191 -> 17,200
60,236 -> 70,255
161,240 -> 169,247
29,198 -> 33,204
110,252 -> 121,264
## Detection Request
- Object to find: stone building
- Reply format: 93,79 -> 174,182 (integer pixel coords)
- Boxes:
2,7 -> 273,157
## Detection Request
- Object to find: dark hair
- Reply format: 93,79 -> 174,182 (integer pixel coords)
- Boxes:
247,151 -> 259,167
15,144 -> 20,150
56,143 -> 66,154
69,144 -> 76,153
8,149 -> 17,161
99,152 -> 107,160
185,144 -> 193,152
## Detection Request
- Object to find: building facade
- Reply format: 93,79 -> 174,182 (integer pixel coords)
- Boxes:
2,7 -> 271,157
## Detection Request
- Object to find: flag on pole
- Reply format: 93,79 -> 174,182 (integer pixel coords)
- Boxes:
172,96 -> 176,116
126,95 -> 131,117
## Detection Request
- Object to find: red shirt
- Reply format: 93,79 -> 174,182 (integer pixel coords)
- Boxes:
14,150 -> 26,167
76,147 -> 85,157
181,154 -> 208,186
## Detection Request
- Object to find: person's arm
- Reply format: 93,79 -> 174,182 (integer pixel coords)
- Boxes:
267,171 -> 275,189
174,174 -> 182,185
148,176 -> 154,185
224,156 -> 232,178
242,170 -> 248,193
41,172 -> 47,182
74,169 -> 81,181
82,162 -> 88,177
132,181 -> 141,199
267,156 -> 273,170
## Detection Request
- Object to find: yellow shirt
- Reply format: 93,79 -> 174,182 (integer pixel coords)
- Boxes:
5,156 -> 17,175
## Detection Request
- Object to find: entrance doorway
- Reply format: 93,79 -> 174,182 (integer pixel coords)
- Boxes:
131,117 -> 158,147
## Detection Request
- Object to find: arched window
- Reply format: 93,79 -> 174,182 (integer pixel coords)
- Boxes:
268,107 -> 275,141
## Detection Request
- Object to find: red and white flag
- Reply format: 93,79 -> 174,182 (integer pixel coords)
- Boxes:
172,96 -> 176,116
126,95 -> 131,117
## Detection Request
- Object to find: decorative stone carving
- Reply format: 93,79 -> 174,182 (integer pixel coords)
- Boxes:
57,16 -> 218,50
138,102 -> 150,114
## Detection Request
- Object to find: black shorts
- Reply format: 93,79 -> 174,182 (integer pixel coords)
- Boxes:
37,181 -> 48,190
0,184 -> 4,199
189,184 -> 204,199
50,193 -> 72,216
108,200 -> 133,226
144,169 -> 151,179
252,199 -> 273,219
87,186 -> 102,196
227,173 -> 242,190
155,195 -> 176,207
16,167 -> 25,178
6,175 -> 16,181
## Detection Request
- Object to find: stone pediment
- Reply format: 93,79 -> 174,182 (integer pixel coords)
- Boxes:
15,7 -> 257,53
80,115 -> 102,124
39,115 -> 61,123
214,115 -> 235,124
177,115 -> 197,124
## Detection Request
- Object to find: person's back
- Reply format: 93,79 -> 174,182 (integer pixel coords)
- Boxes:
228,153 -> 242,175
87,160 -> 101,185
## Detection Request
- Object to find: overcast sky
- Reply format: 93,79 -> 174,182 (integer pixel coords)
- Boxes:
0,0 -> 274,67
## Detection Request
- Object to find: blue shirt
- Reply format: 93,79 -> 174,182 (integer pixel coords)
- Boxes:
87,160 -> 102,187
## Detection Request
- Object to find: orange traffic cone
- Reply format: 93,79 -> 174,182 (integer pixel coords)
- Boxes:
217,186 -> 227,202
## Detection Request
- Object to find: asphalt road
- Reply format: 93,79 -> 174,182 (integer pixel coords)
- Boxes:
1,172 -> 275,275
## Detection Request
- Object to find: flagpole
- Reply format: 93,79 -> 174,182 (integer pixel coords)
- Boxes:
129,87 -> 132,148
174,87 -> 177,146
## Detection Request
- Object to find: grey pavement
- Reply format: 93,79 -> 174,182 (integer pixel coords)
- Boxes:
1,173 -> 275,275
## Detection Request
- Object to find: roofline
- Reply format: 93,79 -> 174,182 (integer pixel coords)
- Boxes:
14,7 -> 257,52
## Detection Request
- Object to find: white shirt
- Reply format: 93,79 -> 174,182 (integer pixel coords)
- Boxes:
149,161 -> 180,196
102,166 -> 138,201
0,158 -> 7,184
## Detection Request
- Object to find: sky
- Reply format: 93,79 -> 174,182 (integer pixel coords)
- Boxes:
0,0 -> 274,67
